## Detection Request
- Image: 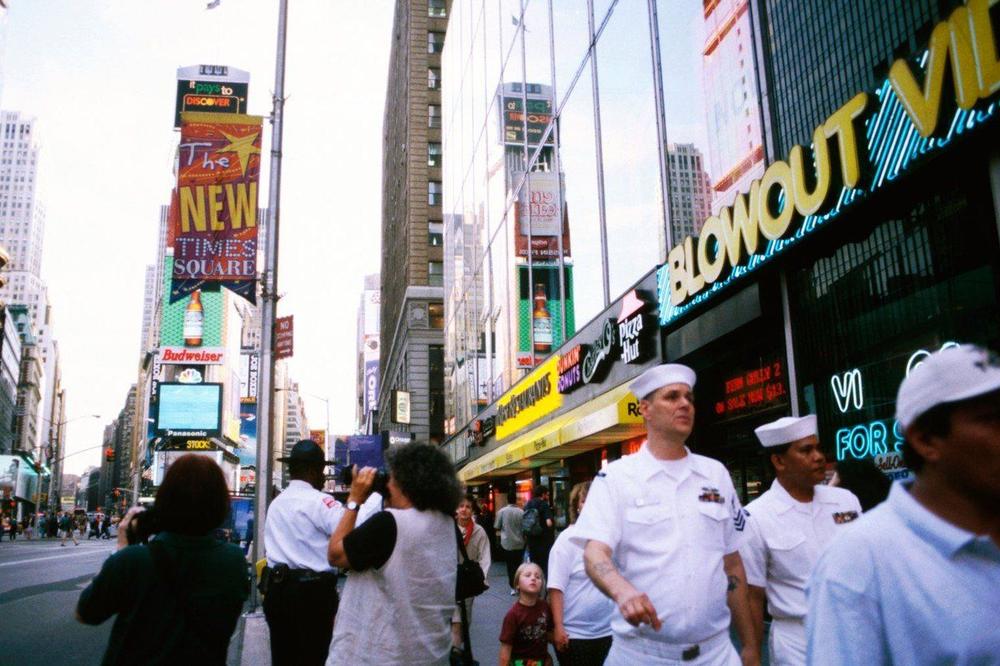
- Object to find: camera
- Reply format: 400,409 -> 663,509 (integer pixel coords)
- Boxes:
126,508 -> 160,545
338,466 -> 390,498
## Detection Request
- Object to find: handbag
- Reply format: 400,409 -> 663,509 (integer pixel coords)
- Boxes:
454,522 -> 488,601
453,522 -> 486,666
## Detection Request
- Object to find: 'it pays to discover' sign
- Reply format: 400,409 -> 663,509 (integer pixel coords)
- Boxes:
171,112 -> 263,304
159,346 -> 225,365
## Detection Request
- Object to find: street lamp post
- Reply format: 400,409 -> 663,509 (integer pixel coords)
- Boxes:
35,414 -> 101,512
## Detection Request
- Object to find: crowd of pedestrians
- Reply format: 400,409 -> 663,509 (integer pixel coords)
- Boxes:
66,344 -> 999,664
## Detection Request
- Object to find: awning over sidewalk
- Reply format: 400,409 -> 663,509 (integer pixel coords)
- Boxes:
459,382 -> 645,483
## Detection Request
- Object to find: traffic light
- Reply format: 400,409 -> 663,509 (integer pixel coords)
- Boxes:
105,447 -> 115,463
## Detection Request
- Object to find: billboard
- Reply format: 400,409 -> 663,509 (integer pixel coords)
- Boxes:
516,265 -> 575,368
156,383 -> 223,437
172,112 -> 263,303
363,359 -> 379,417
363,289 -> 380,336
513,172 -> 572,261
701,0 -> 765,211
0,455 -> 18,498
238,400 -> 257,466
239,349 -> 260,399
174,64 -> 250,128
332,434 -> 384,470
160,257 -> 224,347
502,96 -> 554,146
309,429 -> 327,455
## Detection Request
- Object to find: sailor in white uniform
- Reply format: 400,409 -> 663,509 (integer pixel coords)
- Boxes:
738,415 -> 861,665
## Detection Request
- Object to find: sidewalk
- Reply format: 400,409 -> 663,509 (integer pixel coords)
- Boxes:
231,561 -> 769,665
229,562 -> 530,665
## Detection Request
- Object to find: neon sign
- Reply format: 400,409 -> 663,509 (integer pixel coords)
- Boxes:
714,360 -> 787,417
830,368 -> 864,413
658,0 -> 1000,326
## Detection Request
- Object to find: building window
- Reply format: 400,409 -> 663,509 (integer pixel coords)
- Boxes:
428,67 -> 441,90
429,303 -> 445,329
428,181 -> 442,206
428,220 -> 443,246
428,104 -> 441,129
428,31 -> 445,54
428,142 -> 442,167
428,261 -> 444,287
428,0 -> 446,18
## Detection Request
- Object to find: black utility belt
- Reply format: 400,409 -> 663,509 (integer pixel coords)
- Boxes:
268,565 -> 338,584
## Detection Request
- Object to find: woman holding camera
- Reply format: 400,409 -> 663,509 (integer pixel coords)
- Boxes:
327,442 -> 463,665
76,455 -> 249,665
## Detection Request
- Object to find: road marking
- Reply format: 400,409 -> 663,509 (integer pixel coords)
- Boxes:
0,549 -> 113,568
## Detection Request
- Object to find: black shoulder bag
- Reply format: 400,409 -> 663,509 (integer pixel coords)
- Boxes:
454,521 -> 488,666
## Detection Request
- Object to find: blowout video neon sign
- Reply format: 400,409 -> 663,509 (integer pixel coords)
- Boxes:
659,0 -> 1000,325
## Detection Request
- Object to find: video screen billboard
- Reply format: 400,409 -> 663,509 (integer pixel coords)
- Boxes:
156,383 -> 223,436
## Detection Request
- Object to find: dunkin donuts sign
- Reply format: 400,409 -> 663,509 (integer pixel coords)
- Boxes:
159,346 -> 226,365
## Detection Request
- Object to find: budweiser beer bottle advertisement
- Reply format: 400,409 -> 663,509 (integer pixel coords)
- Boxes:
184,289 -> 204,347
533,282 -> 552,354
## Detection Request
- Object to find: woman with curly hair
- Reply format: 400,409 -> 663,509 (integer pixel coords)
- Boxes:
327,442 -> 463,665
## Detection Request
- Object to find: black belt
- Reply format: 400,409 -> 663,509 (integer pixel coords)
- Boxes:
268,564 -> 338,584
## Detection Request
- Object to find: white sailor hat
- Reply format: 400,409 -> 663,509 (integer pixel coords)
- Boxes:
753,415 -> 818,448
896,344 -> 1000,429
629,363 -> 696,400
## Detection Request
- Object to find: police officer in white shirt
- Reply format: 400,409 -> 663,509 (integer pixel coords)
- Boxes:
573,364 -> 760,665
263,439 -> 344,666
738,415 -> 861,665
807,345 -> 1000,664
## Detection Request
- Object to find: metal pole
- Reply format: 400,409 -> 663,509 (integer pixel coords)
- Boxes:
519,1 -> 536,368
546,0 -> 569,344
587,0 -> 611,307
252,0 -> 288,609
646,0 -> 675,254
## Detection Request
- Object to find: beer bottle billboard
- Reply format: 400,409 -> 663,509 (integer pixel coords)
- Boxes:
533,283 -> 552,354
184,290 -> 204,347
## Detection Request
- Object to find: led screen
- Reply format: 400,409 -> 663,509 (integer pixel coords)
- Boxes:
156,383 -> 222,435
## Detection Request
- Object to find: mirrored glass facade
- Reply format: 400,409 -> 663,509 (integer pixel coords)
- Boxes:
441,0 -> 780,440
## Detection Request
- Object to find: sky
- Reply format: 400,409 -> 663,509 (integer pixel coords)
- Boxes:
2,0 -> 394,474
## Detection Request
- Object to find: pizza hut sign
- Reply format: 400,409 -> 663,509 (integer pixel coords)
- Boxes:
557,290 -> 656,394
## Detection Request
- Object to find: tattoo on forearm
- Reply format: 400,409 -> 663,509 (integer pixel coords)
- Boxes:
593,560 -> 616,579
727,575 -> 741,592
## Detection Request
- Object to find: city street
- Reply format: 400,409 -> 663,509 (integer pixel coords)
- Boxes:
0,538 -> 114,665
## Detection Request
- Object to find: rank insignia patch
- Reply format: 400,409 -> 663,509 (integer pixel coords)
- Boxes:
833,511 -> 859,524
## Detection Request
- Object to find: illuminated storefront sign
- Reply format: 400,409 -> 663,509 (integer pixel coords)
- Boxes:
558,290 -> 656,395
658,0 -> 1000,325
497,355 -> 562,440
714,359 -> 787,418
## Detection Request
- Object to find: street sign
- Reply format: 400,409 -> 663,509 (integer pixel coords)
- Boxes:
275,316 -> 294,359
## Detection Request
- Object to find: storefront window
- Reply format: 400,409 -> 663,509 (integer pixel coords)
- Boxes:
789,163 -> 1000,480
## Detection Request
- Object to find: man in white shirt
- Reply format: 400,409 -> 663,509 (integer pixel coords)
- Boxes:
574,363 -> 759,665
738,415 -> 862,664
263,439 -> 345,666
807,344 -> 1000,664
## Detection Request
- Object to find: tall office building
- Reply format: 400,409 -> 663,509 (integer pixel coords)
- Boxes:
750,0 -> 961,159
377,0 -> 449,444
667,143 -> 714,241
0,111 -> 48,331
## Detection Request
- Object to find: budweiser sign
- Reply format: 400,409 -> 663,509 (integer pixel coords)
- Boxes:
159,346 -> 226,365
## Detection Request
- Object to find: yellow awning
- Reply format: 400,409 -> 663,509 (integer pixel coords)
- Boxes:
458,381 -> 646,483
